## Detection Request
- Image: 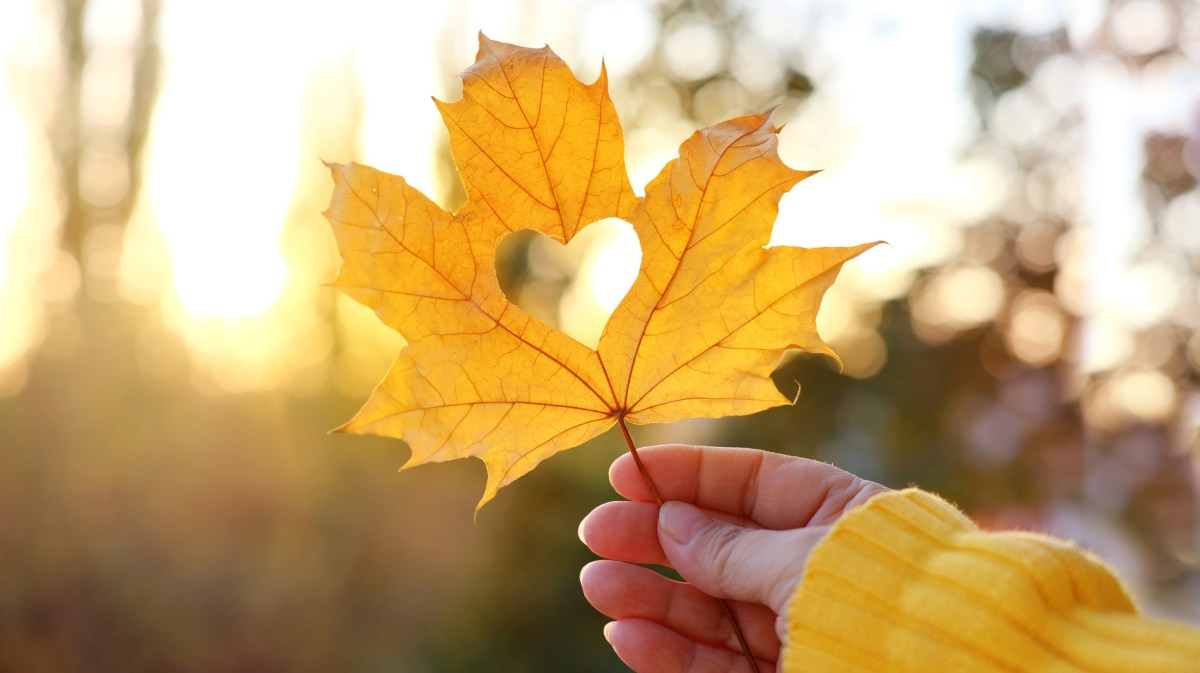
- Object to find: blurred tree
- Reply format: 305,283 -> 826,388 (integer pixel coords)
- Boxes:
46,0 -> 158,271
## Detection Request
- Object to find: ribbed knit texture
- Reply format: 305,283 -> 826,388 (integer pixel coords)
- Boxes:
782,489 -> 1200,673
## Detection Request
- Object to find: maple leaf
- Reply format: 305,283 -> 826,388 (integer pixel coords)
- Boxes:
325,34 -> 877,510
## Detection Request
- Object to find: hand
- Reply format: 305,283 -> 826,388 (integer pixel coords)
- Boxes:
578,444 -> 887,673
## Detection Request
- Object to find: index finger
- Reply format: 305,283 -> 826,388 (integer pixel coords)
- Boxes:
610,444 -> 881,530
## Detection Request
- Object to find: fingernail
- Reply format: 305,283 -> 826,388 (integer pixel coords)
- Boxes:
577,512 -> 590,545
659,501 -> 708,545
602,621 -> 617,643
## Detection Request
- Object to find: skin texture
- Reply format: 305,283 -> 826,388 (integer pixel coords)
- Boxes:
579,445 -> 887,673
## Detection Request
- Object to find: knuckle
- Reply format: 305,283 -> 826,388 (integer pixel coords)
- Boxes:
702,524 -> 746,596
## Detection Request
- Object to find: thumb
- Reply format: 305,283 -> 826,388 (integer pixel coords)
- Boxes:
658,501 -> 828,615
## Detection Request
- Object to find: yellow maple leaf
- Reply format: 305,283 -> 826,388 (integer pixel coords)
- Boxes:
325,35 -> 877,510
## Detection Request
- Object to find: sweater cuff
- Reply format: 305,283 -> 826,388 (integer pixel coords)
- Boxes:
781,488 -> 1200,673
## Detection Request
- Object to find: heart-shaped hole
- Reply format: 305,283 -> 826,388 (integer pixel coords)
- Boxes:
495,218 -> 641,349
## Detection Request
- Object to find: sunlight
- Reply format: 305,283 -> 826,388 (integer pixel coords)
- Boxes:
124,0 -> 342,393
0,0 -> 39,395
558,218 -> 641,348
127,0 -> 457,391
143,0 -> 309,321
0,48 -> 26,300
170,246 -> 289,320
585,221 -> 643,312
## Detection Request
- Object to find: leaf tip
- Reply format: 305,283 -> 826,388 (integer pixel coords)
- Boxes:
330,414 -> 373,437
761,106 -> 785,132
321,158 -> 350,173
594,59 -> 609,88
473,487 -> 499,522
397,452 -> 425,473
474,30 -> 494,56
824,346 -> 846,374
850,239 -> 889,261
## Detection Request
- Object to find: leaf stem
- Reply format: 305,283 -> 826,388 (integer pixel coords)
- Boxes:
614,416 -> 762,673
617,415 -> 662,505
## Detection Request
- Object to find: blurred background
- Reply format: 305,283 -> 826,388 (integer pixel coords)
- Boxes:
1,0 -> 1198,670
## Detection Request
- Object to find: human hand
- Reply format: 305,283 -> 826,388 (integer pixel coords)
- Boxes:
578,445 -> 887,672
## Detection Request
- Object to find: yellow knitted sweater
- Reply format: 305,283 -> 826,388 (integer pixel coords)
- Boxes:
783,489 -> 1200,672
